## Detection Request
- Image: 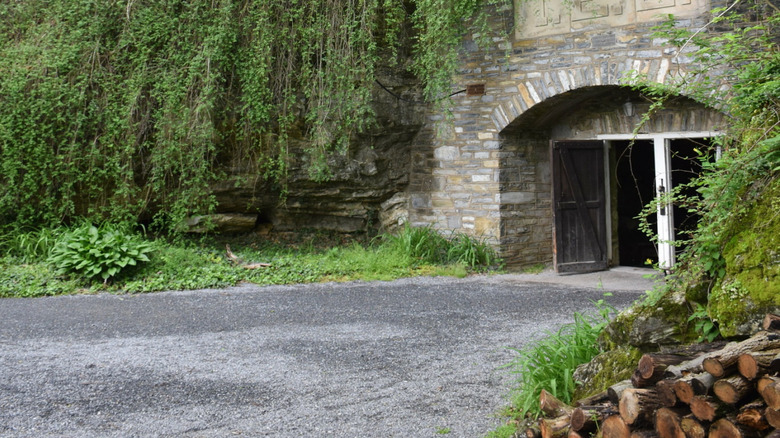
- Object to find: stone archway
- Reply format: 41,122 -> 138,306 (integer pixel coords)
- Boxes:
497,86 -> 725,270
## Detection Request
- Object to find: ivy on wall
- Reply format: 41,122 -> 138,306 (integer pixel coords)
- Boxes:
0,0 -> 509,231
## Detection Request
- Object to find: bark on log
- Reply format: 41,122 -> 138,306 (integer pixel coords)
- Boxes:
662,342 -> 729,379
571,408 -> 604,432
709,417 -> 762,438
540,415 -> 571,438
639,354 -> 692,379
602,415 -> 631,438
760,380 -> 780,410
632,368 -> 665,389
690,396 -> 732,422
713,375 -> 756,405
736,401 -> 770,431
703,332 -> 780,378
609,380 -> 634,405
620,388 -> 661,426
657,379 -> 679,407
737,348 -> 780,380
568,430 -> 583,438
765,407 -> 780,429
540,389 -> 575,418
576,391 -> 610,407
673,373 -> 716,404
763,314 -> 780,331
680,415 -> 707,438
655,407 -> 686,438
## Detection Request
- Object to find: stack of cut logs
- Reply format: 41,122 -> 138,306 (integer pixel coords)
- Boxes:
531,314 -> 780,438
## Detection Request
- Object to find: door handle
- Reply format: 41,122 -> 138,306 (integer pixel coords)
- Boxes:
658,181 -> 666,216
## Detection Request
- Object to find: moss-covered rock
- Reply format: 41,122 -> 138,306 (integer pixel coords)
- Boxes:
572,346 -> 643,401
709,177 -> 780,337
599,284 -> 698,350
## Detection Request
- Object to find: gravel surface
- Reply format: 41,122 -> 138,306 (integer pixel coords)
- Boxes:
0,274 -> 647,437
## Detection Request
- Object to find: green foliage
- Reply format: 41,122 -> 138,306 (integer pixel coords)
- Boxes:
0,257 -> 82,298
383,224 -> 501,270
447,233 -> 500,269
0,226 -> 63,263
384,224 -> 450,264
1,227 -> 499,296
0,0 -> 509,231
626,1 -> 780,328
503,298 -> 615,420
48,223 -> 154,282
687,302 -> 720,342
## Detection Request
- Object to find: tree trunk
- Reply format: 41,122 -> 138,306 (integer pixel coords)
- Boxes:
602,415 -> 631,438
673,373 -> 716,404
654,407 -> 686,438
713,375 -> 756,405
620,388 -> 660,426
703,332 -> 780,378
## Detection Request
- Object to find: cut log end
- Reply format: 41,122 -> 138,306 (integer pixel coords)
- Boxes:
602,415 -> 631,438
655,407 -> 685,438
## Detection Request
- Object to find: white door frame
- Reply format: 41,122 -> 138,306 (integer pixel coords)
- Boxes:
597,131 -> 720,270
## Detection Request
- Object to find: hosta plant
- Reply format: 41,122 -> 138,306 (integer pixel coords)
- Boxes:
48,223 -> 154,282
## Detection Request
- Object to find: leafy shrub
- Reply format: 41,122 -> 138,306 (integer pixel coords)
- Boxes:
384,224 -> 450,264
0,226 -> 63,263
383,224 -> 501,270
447,233 -> 499,270
48,223 -> 154,282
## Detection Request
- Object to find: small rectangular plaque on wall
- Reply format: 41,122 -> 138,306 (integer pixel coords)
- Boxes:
466,84 -> 486,96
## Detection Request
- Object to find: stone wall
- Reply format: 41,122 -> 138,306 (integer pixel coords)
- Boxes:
408,0 -> 729,268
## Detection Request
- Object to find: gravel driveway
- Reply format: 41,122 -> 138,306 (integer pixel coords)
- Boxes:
0,274 -> 647,437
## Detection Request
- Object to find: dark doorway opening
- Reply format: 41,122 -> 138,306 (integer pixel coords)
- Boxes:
613,140 -> 656,267
670,138 -> 715,257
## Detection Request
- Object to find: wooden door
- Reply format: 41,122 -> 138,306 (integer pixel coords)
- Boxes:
552,140 -> 608,273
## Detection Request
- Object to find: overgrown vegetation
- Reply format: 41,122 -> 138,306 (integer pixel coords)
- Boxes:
489,1 -> 778,435
626,0 -> 779,330
484,298 -> 616,438
0,0 -> 508,233
0,226 -> 500,298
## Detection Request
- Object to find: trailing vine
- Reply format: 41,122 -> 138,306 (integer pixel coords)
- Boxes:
0,0 -> 509,231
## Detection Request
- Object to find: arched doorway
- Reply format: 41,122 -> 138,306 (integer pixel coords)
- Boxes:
498,86 -> 724,273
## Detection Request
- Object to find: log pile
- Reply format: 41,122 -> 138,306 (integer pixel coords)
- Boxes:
528,314 -> 780,438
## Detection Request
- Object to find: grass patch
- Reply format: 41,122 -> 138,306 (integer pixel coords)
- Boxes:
0,225 -> 501,297
487,297 -> 616,436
